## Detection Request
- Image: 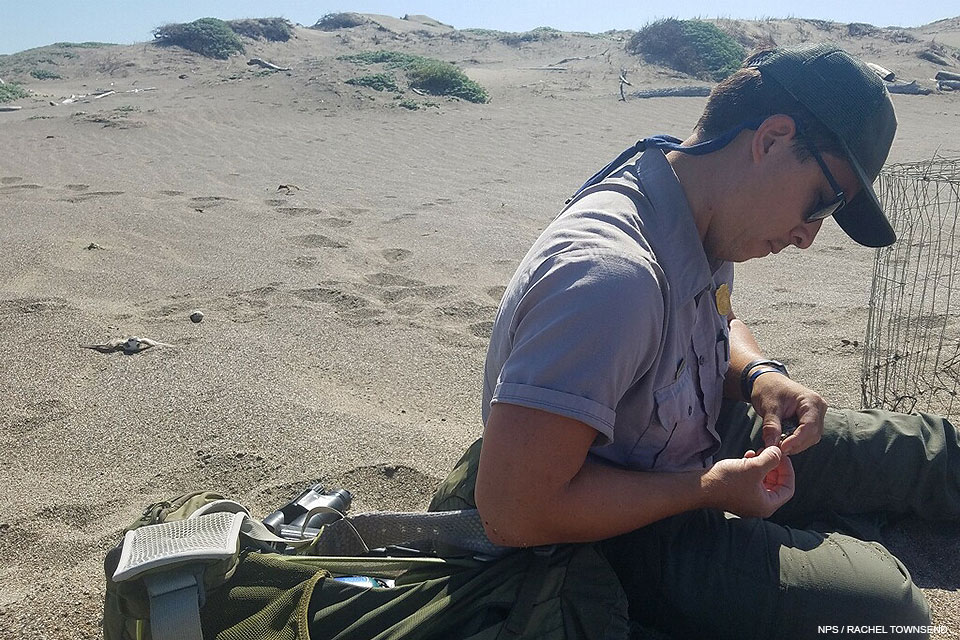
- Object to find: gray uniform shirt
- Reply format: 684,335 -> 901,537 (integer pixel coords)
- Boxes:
483,148 -> 733,471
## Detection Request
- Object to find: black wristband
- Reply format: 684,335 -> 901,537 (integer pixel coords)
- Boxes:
739,359 -> 789,400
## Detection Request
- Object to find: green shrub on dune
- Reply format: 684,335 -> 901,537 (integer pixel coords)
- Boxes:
52,41 -> 118,49
405,59 -> 488,103
339,50 -> 489,103
627,18 -> 745,81
227,18 -> 294,42
313,13 -> 368,31
153,18 -> 245,59
30,68 -> 61,80
346,73 -> 400,92
499,26 -> 562,46
0,83 -> 30,103
338,51 -> 424,67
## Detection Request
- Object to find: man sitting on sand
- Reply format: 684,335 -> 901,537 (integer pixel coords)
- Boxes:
437,44 -> 960,638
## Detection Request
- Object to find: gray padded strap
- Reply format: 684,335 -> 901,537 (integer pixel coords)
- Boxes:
144,570 -> 204,640
311,509 -> 510,557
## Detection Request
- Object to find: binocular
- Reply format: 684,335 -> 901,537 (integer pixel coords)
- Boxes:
262,483 -> 352,540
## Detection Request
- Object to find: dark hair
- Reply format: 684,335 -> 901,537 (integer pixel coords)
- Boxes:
695,50 -> 845,161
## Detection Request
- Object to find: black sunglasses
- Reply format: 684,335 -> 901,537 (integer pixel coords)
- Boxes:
797,127 -> 846,223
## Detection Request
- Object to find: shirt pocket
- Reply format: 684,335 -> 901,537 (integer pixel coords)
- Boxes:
629,365 -> 703,469
715,331 -> 730,380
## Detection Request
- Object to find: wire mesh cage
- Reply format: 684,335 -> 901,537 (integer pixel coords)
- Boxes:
862,158 -> 960,416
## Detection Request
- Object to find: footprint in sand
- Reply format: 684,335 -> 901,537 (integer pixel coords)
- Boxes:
274,206 -> 354,229
191,196 -> 236,207
386,212 -> 417,224
382,248 -> 411,263
277,207 -> 323,217
469,320 -> 494,338
222,285 -> 282,321
377,285 -> 457,304
436,300 -> 498,320
772,301 -> 819,311
1,177 -> 23,184
60,191 -> 124,203
293,287 -> 371,311
319,217 -> 353,228
364,273 -> 425,287
161,448 -> 274,496
9,398 -> 70,436
1,184 -> 42,190
293,256 -> 319,269
420,197 -> 454,208
0,297 -> 73,316
485,285 -> 507,302
136,292 -> 197,318
292,287 -> 383,324
35,502 -> 102,527
291,234 -> 348,249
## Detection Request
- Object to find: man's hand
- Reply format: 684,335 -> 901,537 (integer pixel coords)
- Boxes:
750,373 -> 826,455
701,447 -> 795,518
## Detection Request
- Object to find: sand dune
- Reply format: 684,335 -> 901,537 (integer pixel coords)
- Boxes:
1,14 -> 959,637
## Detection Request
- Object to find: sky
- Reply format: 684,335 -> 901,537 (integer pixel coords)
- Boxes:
1,0 -> 957,55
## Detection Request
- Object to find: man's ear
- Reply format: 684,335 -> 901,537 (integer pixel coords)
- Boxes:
752,114 -> 798,162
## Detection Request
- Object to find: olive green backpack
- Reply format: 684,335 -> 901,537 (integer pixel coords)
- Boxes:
103,440 -> 630,640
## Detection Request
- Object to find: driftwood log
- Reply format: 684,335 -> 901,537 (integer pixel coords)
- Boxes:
631,86 -> 712,99
247,58 -> 291,72
886,81 -> 932,95
918,50 -> 954,66
553,56 -> 588,65
866,62 -> 895,81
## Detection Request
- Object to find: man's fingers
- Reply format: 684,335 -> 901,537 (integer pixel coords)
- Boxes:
780,418 -> 822,455
764,455 -> 796,504
779,428 -> 802,455
761,416 -> 782,448
751,445 -> 782,473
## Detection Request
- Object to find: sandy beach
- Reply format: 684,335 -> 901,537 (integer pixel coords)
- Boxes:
1,13 -> 959,637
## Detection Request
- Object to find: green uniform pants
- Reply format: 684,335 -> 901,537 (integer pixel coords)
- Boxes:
601,401 -> 960,640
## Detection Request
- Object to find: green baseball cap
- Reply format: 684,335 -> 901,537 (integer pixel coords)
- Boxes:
749,44 -> 898,247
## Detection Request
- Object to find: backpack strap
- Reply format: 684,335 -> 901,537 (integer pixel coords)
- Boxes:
566,119 -> 765,206
309,509 -> 510,557
112,508 -> 511,640
143,570 -> 204,640
112,512 -> 247,640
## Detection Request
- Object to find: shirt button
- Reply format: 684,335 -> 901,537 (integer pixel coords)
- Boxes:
688,406 -> 693,415
698,355 -> 705,365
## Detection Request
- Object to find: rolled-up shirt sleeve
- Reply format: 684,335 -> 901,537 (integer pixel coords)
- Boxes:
491,249 -> 665,445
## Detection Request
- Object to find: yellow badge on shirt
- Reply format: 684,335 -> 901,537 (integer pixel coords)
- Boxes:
715,283 -> 732,316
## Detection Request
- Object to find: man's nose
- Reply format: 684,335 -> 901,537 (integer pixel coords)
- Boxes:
792,219 -> 824,250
